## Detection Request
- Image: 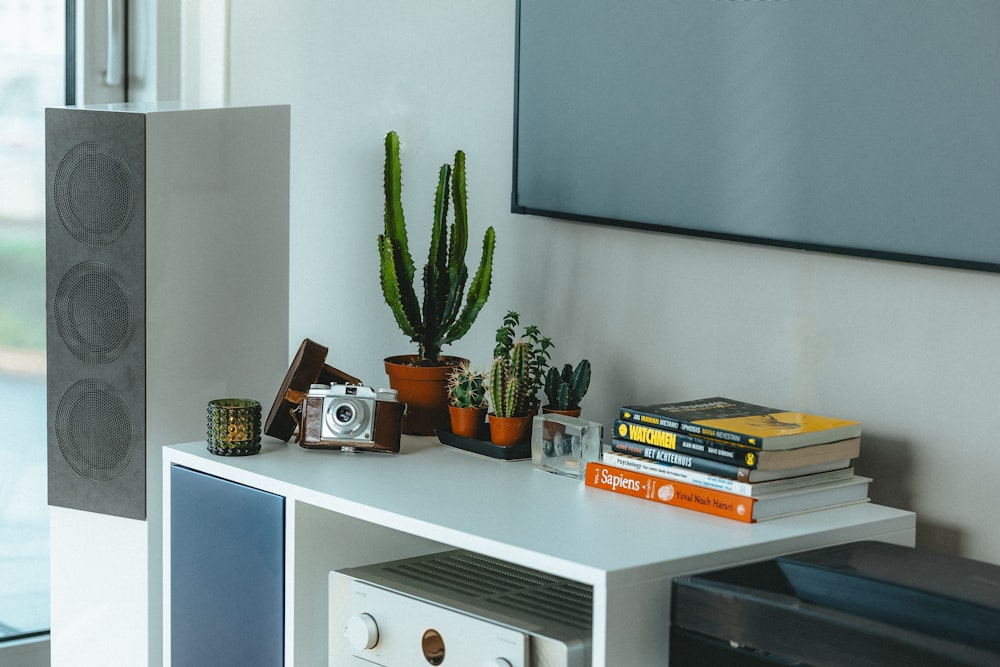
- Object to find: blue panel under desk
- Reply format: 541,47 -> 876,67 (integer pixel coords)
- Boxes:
171,464 -> 285,666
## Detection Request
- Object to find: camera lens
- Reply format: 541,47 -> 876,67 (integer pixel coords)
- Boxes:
335,404 -> 355,424
322,395 -> 371,440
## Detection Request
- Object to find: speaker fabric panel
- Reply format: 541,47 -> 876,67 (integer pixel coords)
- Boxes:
46,108 -> 148,520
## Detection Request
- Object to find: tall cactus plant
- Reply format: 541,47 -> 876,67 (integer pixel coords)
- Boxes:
378,131 -> 496,364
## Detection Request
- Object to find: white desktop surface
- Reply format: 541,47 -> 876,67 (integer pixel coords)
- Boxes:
163,435 -> 916,666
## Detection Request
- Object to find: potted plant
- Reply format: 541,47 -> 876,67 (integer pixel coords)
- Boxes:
492,310 -> 553,414
542,359 -> 591,417
446,361 -> 488,439
378,131 -> 496,435
486,311 -> 553,446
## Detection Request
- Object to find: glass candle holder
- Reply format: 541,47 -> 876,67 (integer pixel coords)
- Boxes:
207,398 -> 262,456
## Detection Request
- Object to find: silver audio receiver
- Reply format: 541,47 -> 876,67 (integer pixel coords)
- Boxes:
329,550 -> 592,666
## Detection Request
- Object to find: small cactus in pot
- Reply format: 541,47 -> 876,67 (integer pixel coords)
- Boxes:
486,310 -> 553,446
487,341 -> 533,446
488,341 -> 531,418
446,361 -> 488,409
543,359 -> 591,416
492,310 -> 553,415
446,361 -> 489,438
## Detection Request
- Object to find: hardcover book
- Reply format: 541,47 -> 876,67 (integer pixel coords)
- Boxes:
608,438 -> 849,482
602,450 -> 855,497
611,424 -> 861,472
619,397 -> 861,450
586,461 -> 871,522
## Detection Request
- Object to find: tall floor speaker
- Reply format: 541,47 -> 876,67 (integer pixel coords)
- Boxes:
45,103 -> 290,666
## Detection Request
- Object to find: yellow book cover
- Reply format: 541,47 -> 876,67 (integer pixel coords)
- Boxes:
619,397 -> 861,450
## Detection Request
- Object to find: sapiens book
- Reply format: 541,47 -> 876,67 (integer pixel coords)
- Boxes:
586,461 -> 755,522
602,450 -> 855,497
586,461 -> 871,522
619,397 -> 861,450
611,422 -> 860,472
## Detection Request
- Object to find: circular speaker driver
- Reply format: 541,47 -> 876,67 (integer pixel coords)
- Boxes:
54,379 -> 135,482
53,141 -> 135,246
53,261 -> 136,364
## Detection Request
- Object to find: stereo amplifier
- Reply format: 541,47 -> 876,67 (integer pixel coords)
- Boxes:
329,550 -> 592,666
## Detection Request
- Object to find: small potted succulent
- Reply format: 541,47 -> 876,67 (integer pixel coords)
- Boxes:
378,131 -> 496,435
542,360 -> 591,417
492,311 -> 553,414
486,311 -> 553,446
446,361 -> 488,439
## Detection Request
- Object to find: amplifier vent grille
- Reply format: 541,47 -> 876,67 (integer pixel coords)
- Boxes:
384,551 -> 592,630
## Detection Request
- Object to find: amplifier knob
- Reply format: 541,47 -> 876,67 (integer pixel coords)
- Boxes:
345,613 -> 379,650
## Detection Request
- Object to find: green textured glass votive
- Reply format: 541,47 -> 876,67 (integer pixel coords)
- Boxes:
207,398 -> 262,456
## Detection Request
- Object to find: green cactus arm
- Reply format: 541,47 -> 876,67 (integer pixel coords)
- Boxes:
543,366 -> 557,405
511,341 -> 531,415
382,131 -> 414,286
556,383 -> 571,410
450,150 -> 469,262
497,375 -> 511,417
442,226 -> 495,345
422,163 -> 452,348
570,359 -> 591,406
488,358 -> 510,416
443,150 -> 469,327
378,234 -> 421,339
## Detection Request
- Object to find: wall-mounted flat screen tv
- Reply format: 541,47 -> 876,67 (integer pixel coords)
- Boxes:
512,0 -> 1000,272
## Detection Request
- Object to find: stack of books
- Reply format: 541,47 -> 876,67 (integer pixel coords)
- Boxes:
585,397 -> 869,523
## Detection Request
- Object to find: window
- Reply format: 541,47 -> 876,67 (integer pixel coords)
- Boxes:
0,0 -> 62,645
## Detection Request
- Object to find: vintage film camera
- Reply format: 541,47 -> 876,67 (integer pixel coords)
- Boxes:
299,383 -> 403,453
265,338 -> 403,453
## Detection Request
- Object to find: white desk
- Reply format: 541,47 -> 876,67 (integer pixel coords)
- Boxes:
163,436 -> 915,666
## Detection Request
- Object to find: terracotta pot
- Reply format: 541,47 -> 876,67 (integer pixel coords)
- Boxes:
448,404 -> 488,439
384,355 -> 466,436
542,405 -> 582,418
488,413 -> 533,447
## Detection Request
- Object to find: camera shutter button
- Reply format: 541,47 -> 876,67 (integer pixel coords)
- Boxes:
345,613 -> 379,650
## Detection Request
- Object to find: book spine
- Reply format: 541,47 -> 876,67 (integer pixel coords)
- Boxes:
585,462 -> 755,522
610,439 -> 752,481
613,420 -> 762,469
618,408 -> 757,448
602,451 -> 755,496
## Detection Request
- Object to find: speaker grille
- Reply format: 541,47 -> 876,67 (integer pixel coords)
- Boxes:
54,379 -> 135,482
53,261 -> 136,364
53,141 -> 134,246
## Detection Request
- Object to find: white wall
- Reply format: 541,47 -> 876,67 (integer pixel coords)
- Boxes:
225,1 -> 1000,564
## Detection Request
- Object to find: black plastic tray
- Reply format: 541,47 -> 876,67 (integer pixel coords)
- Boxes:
435,427 -> 532,461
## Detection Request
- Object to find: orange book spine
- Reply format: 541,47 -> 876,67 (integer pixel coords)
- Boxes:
585,461 -> 756,523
